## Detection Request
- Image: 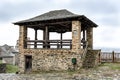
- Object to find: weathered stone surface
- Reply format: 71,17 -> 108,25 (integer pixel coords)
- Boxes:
19,49 -> 83,73
82,49 -> 101,68
72,21 -> 81,52
18,21 -> 85,73
18,21 -> 100,73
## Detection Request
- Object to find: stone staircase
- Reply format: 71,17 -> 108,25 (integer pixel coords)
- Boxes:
82,49 -> 101,68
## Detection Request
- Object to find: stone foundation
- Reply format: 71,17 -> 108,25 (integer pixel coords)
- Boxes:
19,49 -> 84,73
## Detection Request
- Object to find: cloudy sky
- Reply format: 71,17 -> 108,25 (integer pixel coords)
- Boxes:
0,0 -> 120,51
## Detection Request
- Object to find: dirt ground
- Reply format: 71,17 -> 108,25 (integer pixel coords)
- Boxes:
0,63 -> 120,80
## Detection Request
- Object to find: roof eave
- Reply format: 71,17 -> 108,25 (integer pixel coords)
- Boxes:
81,15 -> 98,27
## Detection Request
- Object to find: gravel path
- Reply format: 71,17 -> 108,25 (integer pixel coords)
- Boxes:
0,71 -> 120,80
1,66 -> 120,80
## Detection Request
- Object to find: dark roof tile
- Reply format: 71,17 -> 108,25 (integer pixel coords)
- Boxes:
14,9 -> 80,23
14,9 -> 97,27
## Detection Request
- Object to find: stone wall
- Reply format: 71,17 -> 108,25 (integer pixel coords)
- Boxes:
19,49 -> 84,73
82,49 -> 101,68
0,63 -> 6,73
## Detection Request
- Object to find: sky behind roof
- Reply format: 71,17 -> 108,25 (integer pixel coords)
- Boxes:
0,0 -> 120,51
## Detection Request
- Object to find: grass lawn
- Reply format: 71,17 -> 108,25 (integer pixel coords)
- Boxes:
6,64 -> 19,73
2,62 -> 120,73
99,63 -> 120,70
0,60 -> 18,73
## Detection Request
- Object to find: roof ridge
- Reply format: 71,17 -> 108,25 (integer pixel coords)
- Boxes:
48,9 -> 74,14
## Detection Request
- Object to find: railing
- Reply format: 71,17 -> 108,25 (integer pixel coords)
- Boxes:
100,52 -> 120,63
26,39 -> 72,49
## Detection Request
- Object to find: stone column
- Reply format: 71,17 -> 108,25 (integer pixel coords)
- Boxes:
86,27 -> 93,49
72,21 -> 81,51
19,26 -> 27,73
19,26 -> 27,50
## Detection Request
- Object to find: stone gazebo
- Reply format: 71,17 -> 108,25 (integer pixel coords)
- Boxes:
14,9 -> 101,73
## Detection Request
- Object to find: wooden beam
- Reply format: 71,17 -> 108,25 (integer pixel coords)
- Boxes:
43,30 -> 45,48
25,21 -> 71,27
60,32 -> 63,48
45,26 -> 49,48
83,29 -> 86,49
34,29 -> 38,48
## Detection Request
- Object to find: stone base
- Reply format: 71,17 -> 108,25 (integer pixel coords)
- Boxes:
19,49 -> 83,73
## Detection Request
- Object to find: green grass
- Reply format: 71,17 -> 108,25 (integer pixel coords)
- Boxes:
6,64 -> 19,73
100,63 -> 120,70
4,63 -> 120,73
0,61 -> 19,73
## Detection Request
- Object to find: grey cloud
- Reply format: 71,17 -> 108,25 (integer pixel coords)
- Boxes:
0,0 -> 53,22
85,1 -> 117,14
0,0 -> 119,26
96,16 -> 119,27
69,0 -> 118,15
68,0 -> 119,27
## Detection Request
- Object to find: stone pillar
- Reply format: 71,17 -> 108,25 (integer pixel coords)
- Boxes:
19,26 -> 27,50
72,21 -> 81,51
86,27 -> 93,49
19,26 -> 27,73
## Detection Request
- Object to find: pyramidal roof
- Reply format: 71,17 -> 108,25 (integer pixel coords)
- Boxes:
14,9 -> 97,27
14,9 -> 81,24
